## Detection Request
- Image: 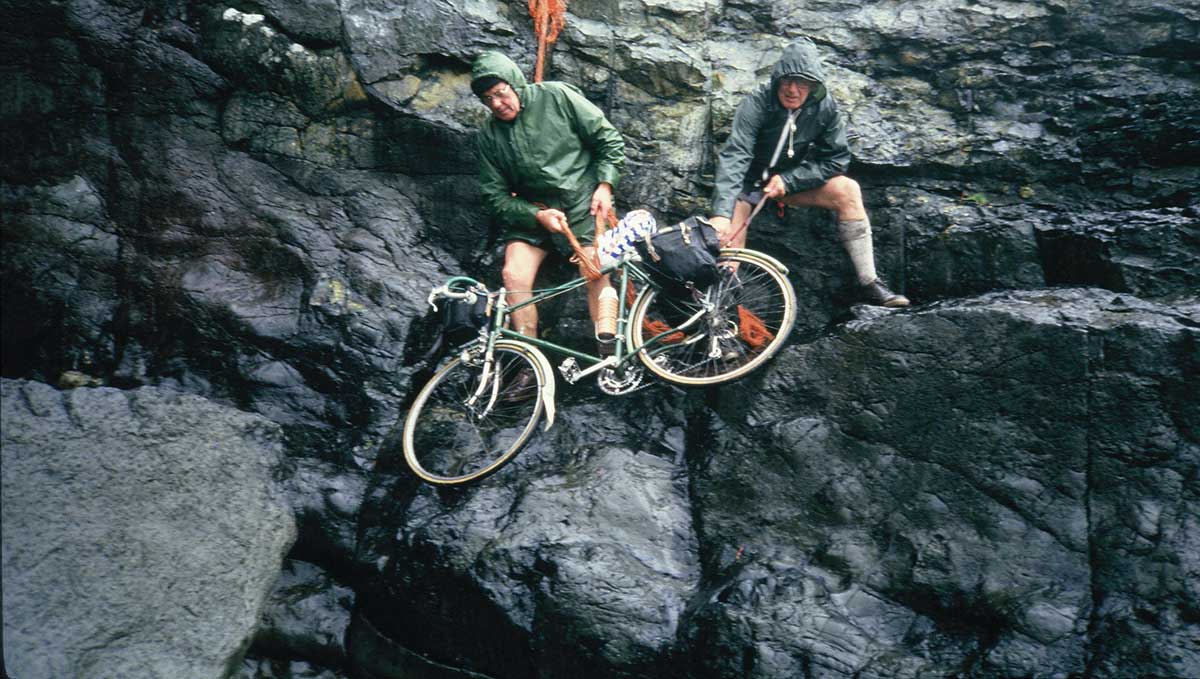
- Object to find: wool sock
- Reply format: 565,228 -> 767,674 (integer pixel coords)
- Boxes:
838,217 -> 877,286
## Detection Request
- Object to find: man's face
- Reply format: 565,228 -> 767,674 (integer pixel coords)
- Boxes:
480,82 -> 520,122
777,76 -> 815,110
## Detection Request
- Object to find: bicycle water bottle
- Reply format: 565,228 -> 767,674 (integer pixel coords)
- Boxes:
596,286 -> 618,340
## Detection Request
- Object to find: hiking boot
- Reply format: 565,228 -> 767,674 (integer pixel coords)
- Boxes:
860,279 -> 910,308
500,366 -> 538,402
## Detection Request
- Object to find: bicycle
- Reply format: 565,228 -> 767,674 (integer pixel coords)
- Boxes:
402,244 -> 797,485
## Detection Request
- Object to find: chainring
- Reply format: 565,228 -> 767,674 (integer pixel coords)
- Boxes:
597,364 -> 645,395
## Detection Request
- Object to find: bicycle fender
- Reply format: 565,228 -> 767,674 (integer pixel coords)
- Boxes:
719,247 -> 789,275
497,339 -> 556,429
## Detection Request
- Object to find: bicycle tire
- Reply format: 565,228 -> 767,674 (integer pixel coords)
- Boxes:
403,340 -> 546,485
629,249 -> 796,386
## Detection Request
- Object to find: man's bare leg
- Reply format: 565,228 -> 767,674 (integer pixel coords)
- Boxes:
781,175 -> 907,306
778,174 -> 866,220
502,240 -> 549,338
577,245 -> 611,326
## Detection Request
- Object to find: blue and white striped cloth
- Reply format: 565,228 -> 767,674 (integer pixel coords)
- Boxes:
597,209 -> 657,267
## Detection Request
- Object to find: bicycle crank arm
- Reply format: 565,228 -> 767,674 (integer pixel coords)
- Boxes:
566,355 -> 619,382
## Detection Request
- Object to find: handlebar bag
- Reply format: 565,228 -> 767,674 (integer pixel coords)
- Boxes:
442,292 -> 490,345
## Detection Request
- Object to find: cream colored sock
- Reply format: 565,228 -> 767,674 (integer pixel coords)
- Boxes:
838,218 -> 877,286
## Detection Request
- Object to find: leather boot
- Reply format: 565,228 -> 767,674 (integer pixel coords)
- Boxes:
860,279 -> 910,307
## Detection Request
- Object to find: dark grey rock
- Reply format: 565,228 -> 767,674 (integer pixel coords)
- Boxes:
252,559 -> 354,669
201,7 -> 367,119
359,395 -> 699,678
1035,208 -> 1200,299
257,0 -> 344,47
687,289 -> 1198,678
2,1 -> 1198,677
234,656 -> 349,679
1,379 -> 296,679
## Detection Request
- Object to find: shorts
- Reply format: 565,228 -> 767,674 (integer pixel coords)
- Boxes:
503,216 -> 596,257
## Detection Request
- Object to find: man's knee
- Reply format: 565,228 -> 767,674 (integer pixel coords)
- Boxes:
825,175 -> 862,209
503,242 -> 545,288
502,261 -> 534,289
502,251 -> 537,288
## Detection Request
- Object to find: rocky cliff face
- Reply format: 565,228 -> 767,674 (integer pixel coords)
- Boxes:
1,1 -> 1196,678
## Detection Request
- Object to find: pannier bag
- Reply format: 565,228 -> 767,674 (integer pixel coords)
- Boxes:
635,216 -> 722,296
441,286 -> 491,345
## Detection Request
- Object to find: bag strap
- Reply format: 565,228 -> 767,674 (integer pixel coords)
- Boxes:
642,230 -> 661,262
679,218 -> 692,245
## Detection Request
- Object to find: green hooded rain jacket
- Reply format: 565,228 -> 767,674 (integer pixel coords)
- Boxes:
472,52 -> 626,249
711,39 -> 851,218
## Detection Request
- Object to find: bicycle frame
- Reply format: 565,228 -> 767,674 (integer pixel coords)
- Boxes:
406,247 -> 797,484
434,252 -> 725,430
486,254 -> 711,380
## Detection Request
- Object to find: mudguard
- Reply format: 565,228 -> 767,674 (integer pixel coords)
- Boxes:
496,339 -> 556,429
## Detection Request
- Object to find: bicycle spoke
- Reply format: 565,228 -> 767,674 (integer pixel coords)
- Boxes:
404,344 -> 543,484
632,252 -> 796,385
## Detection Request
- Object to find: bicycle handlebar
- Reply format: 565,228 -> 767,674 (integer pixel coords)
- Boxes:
427,277 -> 488,311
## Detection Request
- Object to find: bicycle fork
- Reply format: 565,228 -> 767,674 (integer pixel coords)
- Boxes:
464,351 -> 503,416
464,293 -> 557,430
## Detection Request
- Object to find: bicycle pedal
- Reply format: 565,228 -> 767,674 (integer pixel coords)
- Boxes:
558,357 -> 582,384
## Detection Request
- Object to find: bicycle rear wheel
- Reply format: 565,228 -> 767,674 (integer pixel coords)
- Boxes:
403,341 -> 545,485
629,250 -> 796,386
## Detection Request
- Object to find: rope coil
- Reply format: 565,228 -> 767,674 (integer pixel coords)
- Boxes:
528,0 -> 567,83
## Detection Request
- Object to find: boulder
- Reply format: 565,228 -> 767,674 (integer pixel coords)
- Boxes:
1,379 -> 296,678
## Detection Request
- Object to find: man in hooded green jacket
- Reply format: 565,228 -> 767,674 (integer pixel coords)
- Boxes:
470,51 -> 627,343
709,39 -> 909,307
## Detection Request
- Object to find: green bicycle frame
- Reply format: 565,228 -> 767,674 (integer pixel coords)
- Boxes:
493,258 -> 650,370
453,253 -> 716,387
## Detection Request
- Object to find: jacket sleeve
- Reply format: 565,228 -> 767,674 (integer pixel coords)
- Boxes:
778,104 -> 851,194
711,95 -> 765,218
476,132 -> 540,231
562,85 -> 625,189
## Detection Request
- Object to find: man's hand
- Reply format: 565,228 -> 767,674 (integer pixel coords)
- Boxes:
763,174 -> 788,200
590,182 -> 614,224
536,208 -> 570,234
708,215 -> 731,237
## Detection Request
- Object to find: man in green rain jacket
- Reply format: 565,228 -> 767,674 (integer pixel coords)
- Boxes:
709,39 -> 909,307
470,51 -> 626,344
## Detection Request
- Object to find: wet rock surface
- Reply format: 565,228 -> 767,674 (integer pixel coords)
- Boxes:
1,379 -> 296,679
687,289 -> 1198,678
1,0 -> 1197,677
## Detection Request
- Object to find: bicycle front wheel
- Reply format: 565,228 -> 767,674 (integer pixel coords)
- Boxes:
629,250 -> 796,386
403,341 -> 546,485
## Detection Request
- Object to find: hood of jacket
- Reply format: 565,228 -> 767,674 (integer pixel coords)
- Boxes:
770,39 -> 828,105
471,51 -> 529,101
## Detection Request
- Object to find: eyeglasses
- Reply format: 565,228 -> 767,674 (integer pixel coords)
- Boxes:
779,77 -> 816,90
479,84 -> 513,106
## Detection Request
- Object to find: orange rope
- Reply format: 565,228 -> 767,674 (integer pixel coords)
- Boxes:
624,280 -> 684,343
564,228 -> 602,281
528,0 -> 567,82
737,305 -> 773,350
